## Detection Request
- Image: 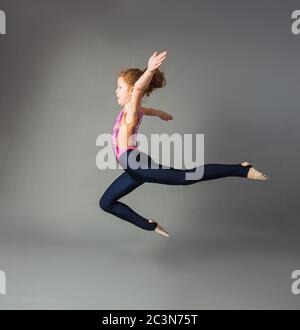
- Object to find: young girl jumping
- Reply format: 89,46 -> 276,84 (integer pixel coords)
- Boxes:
99,50 -> 269,238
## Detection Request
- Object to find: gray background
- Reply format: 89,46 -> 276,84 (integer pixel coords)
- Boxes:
0,0 -> 299,309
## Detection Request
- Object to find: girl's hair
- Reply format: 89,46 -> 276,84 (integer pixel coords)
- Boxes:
117,68 -> 166,97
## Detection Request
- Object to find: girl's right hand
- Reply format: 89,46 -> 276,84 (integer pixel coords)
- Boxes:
147,50 -> 168,72
158,110 -> 173,121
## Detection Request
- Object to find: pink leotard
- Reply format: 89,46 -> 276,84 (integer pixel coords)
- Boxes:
111,107 -> 144,162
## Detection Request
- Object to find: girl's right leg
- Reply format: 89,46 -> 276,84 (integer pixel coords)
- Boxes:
119,149 -> 265,186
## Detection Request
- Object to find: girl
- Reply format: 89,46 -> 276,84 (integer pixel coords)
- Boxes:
99,50 -> 269,238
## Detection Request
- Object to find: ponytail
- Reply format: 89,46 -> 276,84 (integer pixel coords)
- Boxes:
142,68 -> 166,97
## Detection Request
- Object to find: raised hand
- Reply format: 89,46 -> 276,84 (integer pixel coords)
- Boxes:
147,50 -> 168,72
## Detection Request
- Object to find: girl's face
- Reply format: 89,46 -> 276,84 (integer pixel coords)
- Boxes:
115,77 -> 133,107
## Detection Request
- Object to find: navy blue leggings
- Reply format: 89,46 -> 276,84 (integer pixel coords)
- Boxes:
99,149 -> 251,231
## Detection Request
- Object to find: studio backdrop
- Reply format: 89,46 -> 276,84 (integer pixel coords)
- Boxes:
0,0 -> 299,309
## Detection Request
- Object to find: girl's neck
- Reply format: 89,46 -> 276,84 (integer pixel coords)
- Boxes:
123,103 -> 130,112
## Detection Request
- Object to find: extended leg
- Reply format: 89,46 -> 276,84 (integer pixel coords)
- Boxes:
99,171 -> 157,231
120,150 -> 251,186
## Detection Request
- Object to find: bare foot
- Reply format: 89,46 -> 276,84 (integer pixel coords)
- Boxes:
149,219 -> 170,238
241,161 -> 270,180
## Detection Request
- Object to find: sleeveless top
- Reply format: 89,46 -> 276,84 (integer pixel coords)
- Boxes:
111,107 -> 144,162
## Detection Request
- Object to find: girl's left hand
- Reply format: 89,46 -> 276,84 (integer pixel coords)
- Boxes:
148,50 -> 168,72
159,111 -> 173,121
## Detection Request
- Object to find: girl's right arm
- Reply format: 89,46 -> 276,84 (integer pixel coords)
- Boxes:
141,107 -> 173,121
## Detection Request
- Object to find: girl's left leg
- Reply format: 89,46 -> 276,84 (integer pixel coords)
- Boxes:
99,171 -> 157,231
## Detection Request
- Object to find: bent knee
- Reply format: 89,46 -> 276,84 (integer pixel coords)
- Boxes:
99,196 -> 112,212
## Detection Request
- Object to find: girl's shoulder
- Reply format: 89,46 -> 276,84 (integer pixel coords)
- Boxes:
122,110 -> 141,126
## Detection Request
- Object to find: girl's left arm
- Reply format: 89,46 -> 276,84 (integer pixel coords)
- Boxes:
141,107 -> 173,121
